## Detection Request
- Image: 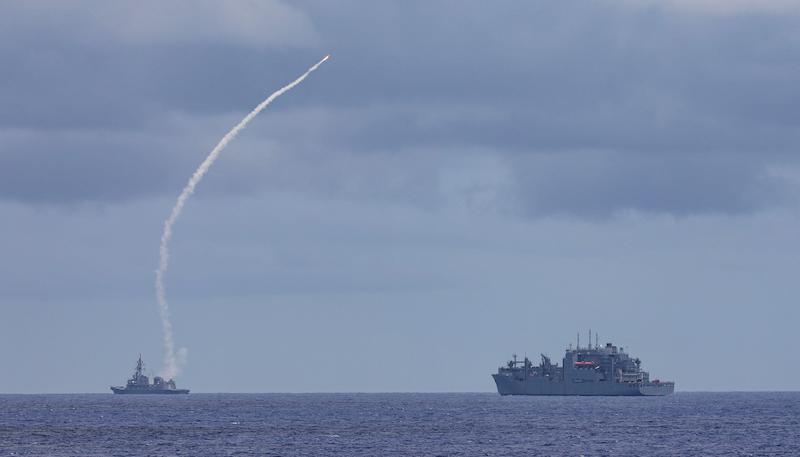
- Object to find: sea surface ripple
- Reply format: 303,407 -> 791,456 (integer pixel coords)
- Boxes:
1,392 -> 798,456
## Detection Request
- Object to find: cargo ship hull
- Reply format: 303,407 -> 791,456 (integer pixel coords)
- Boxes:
493,338 -> 674,397
493,374 -> 674,396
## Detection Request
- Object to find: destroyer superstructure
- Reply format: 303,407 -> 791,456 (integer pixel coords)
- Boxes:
110,355 -> 189,394
493,336 -> 673,396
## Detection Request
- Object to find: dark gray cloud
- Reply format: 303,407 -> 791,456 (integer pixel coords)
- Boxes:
510,150 -> 789,217
1,0 -> 799,216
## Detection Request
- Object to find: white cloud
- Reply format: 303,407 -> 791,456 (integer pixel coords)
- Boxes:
98,0 -> 318,47
5,0 -> 319,48
623,0 -> 800,15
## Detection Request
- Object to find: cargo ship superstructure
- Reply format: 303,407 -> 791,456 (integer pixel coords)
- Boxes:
110,355 -> 189,394
493,336 -> 673,396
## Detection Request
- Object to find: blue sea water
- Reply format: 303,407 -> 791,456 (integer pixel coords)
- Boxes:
1,392 -> 798,456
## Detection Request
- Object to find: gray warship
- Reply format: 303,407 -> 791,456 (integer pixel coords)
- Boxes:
493,335 -> 674,396
110,355 -> 189,394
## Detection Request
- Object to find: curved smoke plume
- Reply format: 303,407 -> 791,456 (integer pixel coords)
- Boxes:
155,55 -> 330,379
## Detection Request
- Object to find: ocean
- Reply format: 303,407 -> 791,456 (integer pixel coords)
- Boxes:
1,392 -> 798,456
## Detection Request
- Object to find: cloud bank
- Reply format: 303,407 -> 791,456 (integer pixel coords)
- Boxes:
1,0 -> 799,218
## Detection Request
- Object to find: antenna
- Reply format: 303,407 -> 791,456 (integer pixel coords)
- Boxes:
595,332 -> 598,349
577,332 -> 580,350
589,329 -> 592,349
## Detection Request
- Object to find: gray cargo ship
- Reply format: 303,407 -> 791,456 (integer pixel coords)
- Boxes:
110,355 -> 189,394
493,336 -> 673,396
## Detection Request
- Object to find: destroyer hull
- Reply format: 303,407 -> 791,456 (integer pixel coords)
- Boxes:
111,355 -> 189,394
493,374 -> 674,396
111,387 -> 189,394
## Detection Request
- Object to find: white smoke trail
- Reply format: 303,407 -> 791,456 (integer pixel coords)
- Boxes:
155,55 -> 330,379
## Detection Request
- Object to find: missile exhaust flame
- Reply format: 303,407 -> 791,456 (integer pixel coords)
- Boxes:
155,55 -> 330,379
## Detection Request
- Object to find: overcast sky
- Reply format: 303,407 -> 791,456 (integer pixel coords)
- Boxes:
2,0 -> 800,393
